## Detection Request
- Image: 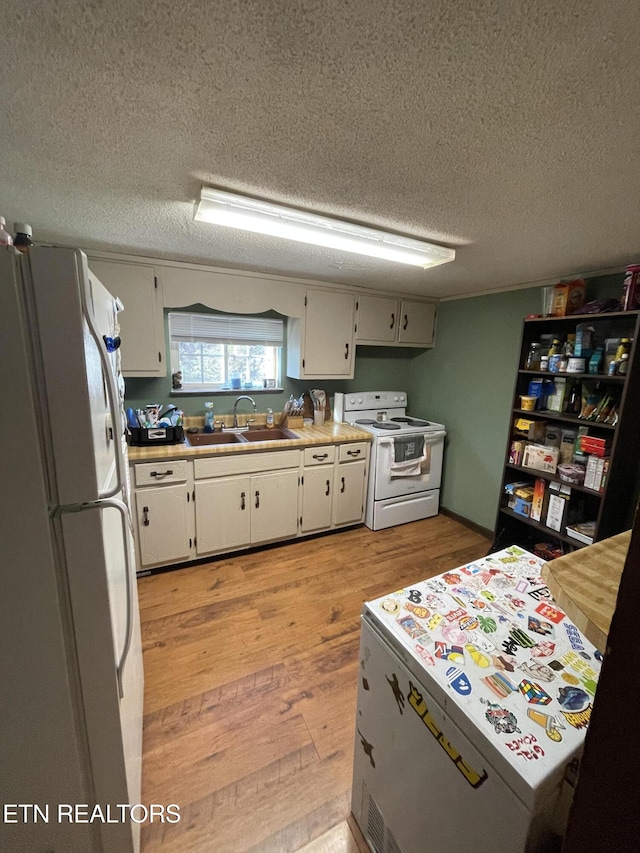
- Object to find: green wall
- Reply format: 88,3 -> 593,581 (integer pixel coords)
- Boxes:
407,274 -> 624,532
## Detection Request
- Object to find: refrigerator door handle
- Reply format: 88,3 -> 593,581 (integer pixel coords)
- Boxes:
99,497 -> 134,700
79,277 -> 127,503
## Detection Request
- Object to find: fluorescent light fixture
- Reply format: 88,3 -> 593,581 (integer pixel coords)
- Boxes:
195,187 -> 455,269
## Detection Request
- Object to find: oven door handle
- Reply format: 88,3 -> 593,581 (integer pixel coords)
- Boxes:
379,430 -> 446,445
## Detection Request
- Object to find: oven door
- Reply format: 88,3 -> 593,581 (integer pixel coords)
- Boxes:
374,431 -> 445,500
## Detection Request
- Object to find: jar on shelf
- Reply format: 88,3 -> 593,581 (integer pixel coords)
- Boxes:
525,342 -> 543,370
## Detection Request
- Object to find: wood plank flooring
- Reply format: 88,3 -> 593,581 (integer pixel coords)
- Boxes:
138,515 -> 491,853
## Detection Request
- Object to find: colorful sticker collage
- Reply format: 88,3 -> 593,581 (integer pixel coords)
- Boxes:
374,546 -> 602,768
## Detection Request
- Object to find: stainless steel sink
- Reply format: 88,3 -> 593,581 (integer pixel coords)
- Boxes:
185,431 -> 247,446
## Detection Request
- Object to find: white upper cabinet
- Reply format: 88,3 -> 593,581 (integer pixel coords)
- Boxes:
287,289 -> 356,379
88,258 -> 166,377
355,295 -> 400,343
397,299 -> 436,345
356,295 -> 436,347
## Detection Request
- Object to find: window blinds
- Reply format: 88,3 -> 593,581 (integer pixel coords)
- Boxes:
168,312 -> 283,347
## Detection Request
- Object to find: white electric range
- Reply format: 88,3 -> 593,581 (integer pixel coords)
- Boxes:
334,391 -> 446,530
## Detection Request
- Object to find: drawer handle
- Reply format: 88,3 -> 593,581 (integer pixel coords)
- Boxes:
390,312 -> 395,329
313,453 -> 328,460
241,491 -> 246,510
326,479 -> 331,496
150,469 -> 173,478
345,342 -> 349,359
347,449 -> 361,456
403,314 -> 408,330
340,476 -> 346,493
142,506 -> 150,527
255,490 -> 260,509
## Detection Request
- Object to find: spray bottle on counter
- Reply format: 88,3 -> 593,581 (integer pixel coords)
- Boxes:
204,402 -> 215,433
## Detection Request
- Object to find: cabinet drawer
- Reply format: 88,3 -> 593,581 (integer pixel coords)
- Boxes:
338,442 -> 368,463
134,459 -> 188,486
303,445 -> 336,466
194,449 -> 300,479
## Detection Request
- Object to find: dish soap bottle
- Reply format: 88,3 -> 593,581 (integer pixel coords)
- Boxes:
204,402 -> 214,433
266,408 -> 274,429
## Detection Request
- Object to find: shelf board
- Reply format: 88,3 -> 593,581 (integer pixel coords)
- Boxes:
505,463 -> 604,497
512,408 -> 616,429
524,310 -> 639,324
518,370 -> 625,382
499,507 -> 586,548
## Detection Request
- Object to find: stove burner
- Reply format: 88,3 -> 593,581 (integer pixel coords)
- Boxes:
391,417 -> 431,426
355,419 -> 401,430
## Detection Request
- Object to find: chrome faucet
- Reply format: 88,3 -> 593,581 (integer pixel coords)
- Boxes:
233,395 -> 257,428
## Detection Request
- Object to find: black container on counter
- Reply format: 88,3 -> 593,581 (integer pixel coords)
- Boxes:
127,426 -> 184,446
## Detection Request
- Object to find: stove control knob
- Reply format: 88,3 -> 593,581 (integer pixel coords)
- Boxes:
393,395 -> 399,402
348,397 -> 356,404
357,397 -> 363,404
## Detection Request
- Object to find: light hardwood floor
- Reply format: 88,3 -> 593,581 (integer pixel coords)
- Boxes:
138,515 -> 491,852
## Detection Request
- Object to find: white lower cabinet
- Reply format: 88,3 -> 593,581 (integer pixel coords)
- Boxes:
193,452 -> 300,556
194,476 -> 251,554
132,441 -> 370,570
250,470 -> 300,544
301,466 -> 334,533
333,460 -> 367,526
135,485 -> 192,568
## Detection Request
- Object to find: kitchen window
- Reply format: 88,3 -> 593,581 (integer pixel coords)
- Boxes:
168,311 -> 283,390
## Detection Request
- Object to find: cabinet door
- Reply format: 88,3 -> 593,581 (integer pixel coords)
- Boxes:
135,485 -> 190,567
397,300 -> 436,345
301,289 -> 355,377
195,477 -> 251,555
251,470 -> 299,544
301,466 -> 334,533
333,460 -> 367,526
355,295 -> 400,343
89,259 -> 166,377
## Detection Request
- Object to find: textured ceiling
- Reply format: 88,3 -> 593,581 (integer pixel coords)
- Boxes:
1,0 -> 640,298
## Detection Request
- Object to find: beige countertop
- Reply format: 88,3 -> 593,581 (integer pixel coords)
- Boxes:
127,421 -> 372,464
541,530 -> 630,651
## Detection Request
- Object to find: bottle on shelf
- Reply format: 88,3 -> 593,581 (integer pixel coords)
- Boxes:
565,380 -> 582,415
525,341 -> 543,370
614,338 -> 631,362
13,223 -> 33,254
203,402 -> 214,433
561,334 -> 576,357
0,216 -> 13,245
618,353 -> 629,375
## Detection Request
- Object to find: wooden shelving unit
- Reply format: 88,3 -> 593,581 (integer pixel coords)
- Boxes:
493,309 -> 640,556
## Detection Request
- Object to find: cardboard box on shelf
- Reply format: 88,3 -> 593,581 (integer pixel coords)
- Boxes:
522,443 -> 559,474
546,377 -> 567,413
509,440 -> 526,465
514,418 -> 547,442
584,455 -> 609,491
559,429 -> 577,464
550,279 -> 586,317
545,482 -> 572,532
513,496 -> 533,517
544,426 -> 562,448
531,478 -> 546,522
579,435 -> 609,457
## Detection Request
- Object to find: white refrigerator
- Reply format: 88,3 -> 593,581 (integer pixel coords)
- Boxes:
1,246 -> 143,852
351,546 -> 601,853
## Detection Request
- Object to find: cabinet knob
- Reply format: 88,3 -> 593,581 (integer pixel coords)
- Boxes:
150,469 -> 173,478
313,453 -> 328,460
340,477 -> 346,493
326,480 -> 331,495
241,491 -> 246,510
390,312 -> 395,329
255,490 -> 260,509
347,449 -> 361,456
142,506 -> 150,526
345,342 -> 349,359
403,314 -> 408,330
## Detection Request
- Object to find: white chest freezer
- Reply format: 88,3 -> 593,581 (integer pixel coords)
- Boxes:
351,546 -> 602,853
